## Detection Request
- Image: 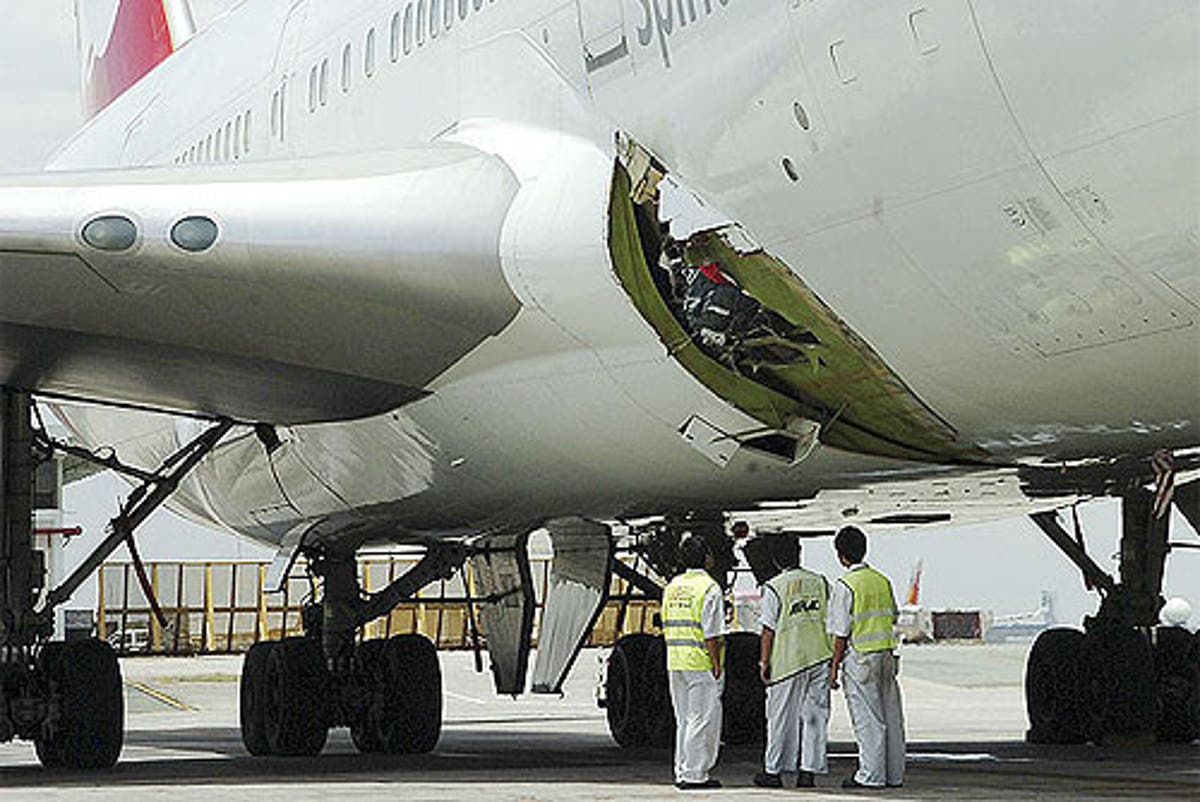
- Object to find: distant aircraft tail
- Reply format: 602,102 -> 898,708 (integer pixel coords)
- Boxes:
904,560 -> 923,607
74,0 -> 196,118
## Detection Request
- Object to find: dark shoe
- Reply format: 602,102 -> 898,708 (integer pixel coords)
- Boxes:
753,771 -> 783,788
842,775 -> 883,789
676,779 -> 722,790
796,770 -> 815,788
886,783 -> 903,788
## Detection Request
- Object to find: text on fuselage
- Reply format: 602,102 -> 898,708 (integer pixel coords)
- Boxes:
635,0 -> 732,69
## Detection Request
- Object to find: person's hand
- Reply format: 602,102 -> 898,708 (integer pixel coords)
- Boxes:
829,664 -> 840,691
759,662 -> 770,685
712,664 -> 722,681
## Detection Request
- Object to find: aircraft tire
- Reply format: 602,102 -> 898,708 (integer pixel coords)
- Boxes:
33,643 -> 66,768
1024,627 -> 1087,744
378,635 -> 442,753
1080,626 -> 1156,745
35,638 -> 124,769
263,637 -> 329,756
1155,626 -> 1200,743
239,641 -> 276,756
721,631 -> 765,745
350,639 -> 387,753
605,634 -> 672,748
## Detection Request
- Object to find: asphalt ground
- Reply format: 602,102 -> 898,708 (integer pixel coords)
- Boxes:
0,643 -> 1196,800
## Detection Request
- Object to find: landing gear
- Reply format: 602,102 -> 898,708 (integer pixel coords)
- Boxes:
4,389 -> 228,768
605,633 -> 672,747
239,641 -> 274,756
238,543 -> 460,757
1026,469 -> 1199,746
33,638 -> 124,769
603,516 -> 766,749
1155,626 -> 1200,743
721,632 -> 766,745
351,635 -> 442,754
1025,628 -> 1086,744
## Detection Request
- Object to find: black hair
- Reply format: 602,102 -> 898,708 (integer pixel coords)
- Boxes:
770,535 -> 801,570
834,526 -> 867,563
679,535 -> 711,570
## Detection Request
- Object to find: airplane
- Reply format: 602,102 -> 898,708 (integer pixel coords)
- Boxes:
1,0 -> 1198,769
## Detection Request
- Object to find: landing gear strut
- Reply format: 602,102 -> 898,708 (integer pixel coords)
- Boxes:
238,542 -> 462,756
1,388 -> 231,768
1026,474 -> 1200,745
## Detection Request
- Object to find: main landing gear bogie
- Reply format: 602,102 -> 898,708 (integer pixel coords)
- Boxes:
1025,474 -> 1200,747
239,634 -> 443,758
604,632 -> 766,749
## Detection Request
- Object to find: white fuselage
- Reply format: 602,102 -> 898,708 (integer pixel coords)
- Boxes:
47,0 -> 1200,547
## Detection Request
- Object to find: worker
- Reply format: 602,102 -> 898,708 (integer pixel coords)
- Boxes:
663,535 -> 726,790
753,536 -> 833,789
827,526 -> 906,789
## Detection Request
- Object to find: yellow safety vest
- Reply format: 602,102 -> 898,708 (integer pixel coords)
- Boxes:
840,566 -> 898,653
764,567 -> 833,683
662,570 -> 721,671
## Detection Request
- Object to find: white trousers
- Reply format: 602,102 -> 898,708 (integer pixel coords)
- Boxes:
668,670 -> 724,784
764,660 -> 830,775
843,650 -> 906,787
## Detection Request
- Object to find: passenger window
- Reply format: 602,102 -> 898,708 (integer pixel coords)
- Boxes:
443,0 -> 454,30
365,27 -> 376,76
390,12 -> 401,62
205,134 -> 213,161
234,116 -> 242,158
271,91 -> 280,137
341,43 -> 352,93
458,0 -> 469,21
403,5 -> 414,54
215,127 -> 223,161
473,0 -> 483,11
224,122 -> 233,160
308,64 -> 318,112
417,1 -> 426,46
319,58 -> 329,106
278,82 -> 286,141
429,0 -> 440,38
243,111 -> 252,154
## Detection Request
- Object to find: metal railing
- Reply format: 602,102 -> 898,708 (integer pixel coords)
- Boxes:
96,556 -> 661,655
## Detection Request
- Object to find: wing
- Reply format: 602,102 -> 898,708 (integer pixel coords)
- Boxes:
0,146 -> 520,423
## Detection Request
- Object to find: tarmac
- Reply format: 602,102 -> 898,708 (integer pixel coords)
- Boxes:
0,642 -> 1196,800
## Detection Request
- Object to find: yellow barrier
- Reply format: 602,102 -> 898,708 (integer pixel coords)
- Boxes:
96,556 -> 661,655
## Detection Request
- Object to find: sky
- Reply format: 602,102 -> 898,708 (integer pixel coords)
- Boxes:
2,2 -> 1196,628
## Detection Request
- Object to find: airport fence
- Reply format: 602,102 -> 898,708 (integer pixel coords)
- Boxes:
95,556 -> 662,656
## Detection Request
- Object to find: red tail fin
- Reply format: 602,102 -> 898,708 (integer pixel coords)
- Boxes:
75,1 -> 194,118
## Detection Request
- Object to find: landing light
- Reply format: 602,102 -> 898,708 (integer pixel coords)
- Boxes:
81,215 -> 137,251
170,216 -> 219,252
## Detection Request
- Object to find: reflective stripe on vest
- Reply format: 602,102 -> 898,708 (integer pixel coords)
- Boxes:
840,566 -> 898,653
662,570 -> 719,671
763,568 -> 833,683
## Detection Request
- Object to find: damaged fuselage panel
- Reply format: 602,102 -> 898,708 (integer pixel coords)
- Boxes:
609,137 -> 985,466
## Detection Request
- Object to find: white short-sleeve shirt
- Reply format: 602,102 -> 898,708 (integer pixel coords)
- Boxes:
826,562 -> 866,638
699,576 -> 725,639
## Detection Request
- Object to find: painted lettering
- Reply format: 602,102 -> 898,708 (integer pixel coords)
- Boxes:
633,0 -> 734,70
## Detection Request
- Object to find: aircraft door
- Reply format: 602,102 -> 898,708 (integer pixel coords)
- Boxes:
578,1 -> 632,95
270,0 -> 310,157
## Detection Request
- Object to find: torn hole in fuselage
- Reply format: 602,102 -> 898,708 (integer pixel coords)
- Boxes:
626,171 -> 826,390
